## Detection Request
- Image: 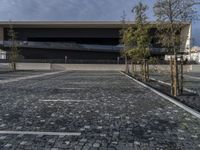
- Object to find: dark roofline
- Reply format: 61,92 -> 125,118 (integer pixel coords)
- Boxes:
0,21 -> 132,28
0,21 -> 191,28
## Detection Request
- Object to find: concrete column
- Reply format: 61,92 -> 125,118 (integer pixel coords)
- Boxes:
180,24 -> 192,53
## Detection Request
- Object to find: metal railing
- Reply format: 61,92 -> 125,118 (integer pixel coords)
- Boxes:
0,59 -> 125,64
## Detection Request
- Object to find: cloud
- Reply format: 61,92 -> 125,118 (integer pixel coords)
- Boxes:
0,0 -> 135,21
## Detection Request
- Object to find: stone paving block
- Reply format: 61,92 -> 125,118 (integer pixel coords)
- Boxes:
0,71 -> 200,149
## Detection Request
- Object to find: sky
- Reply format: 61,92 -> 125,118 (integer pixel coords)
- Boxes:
0,0 -> 199,45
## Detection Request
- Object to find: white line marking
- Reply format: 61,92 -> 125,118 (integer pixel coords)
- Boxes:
150,77 -> 197,94
0,71 -> 65,84
66,82 -> 101,84
120,71 -> 200,119
40,99 -> 90,102
66,82 -> 120,85
184,74 -> 200,80
0,131 -> 81,136
65,76 -> 116,78
58,88 -> 83,90
150,77 -> 171,86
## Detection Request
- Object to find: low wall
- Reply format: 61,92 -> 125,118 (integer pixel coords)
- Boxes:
0,63 -> 51,70
0,63 -> 11,72
0,63 -> 196,72
51,64 -> 125,71
51,64 -> 195,72
16,63 -> 51,70
51,64 -> 193,72
147,65 -> 192,73
190,65 -> 200,72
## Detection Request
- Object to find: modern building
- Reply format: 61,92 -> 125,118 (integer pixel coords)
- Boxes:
0,21 -> 192,63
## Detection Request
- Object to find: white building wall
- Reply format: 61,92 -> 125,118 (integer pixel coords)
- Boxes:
180,24 -> 192,53
189,52 -> 200,63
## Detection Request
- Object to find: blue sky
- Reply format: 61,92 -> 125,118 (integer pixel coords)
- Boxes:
0,0 -> 199,45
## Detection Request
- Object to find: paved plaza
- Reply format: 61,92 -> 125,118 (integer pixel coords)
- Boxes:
0,71 -> 200,150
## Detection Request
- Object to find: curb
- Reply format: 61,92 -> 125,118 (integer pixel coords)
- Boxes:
120,71 -> 200,119
150,77 -> 197,94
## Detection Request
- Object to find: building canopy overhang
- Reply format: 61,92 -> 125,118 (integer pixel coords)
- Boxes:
0,21 -> 191,28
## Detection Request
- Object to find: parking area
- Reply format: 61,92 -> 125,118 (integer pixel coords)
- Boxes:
0,71 -> 200,149
0,71 -> 54,81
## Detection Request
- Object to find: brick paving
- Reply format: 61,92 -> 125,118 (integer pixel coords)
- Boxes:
0,71 -> 200,149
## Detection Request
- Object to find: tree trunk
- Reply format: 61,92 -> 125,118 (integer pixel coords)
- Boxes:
11,62 -> 16,72
179,56 -> 184,95
131,60 -> 135,77
141,61 -> 144,81
146,60 -> 149,81
173,54 -> 179,96
125,55 -> 129,73
144,60 -> 147,82
170,56 -> 174,95
142,59 -> 149,82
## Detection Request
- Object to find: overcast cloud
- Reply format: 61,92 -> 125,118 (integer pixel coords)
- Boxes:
0,0 -> 135,21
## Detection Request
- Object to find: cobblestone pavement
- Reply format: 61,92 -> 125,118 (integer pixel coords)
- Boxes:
0,71 -> 200,150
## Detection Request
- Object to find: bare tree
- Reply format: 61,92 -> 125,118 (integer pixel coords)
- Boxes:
120,11 -> 130,73
8,24 -> 19,71
154,0 -> 200,96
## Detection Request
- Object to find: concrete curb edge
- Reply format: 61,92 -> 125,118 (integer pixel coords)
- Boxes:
120,71 -> 200,119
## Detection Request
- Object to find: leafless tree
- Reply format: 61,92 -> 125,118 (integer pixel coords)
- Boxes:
120,11 -> 130,73
8,24 -> 19,71
154,0 -> 200,96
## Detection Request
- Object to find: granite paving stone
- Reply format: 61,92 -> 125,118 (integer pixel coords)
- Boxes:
0,71 -> 200,149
